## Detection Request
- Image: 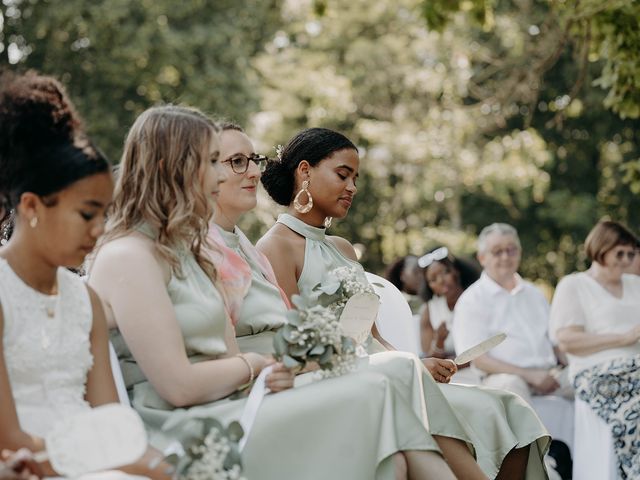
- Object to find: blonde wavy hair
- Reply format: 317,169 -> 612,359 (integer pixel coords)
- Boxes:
101,105 -> 219,279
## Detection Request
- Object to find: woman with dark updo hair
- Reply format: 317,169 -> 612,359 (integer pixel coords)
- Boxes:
258,127 -> 551,480
0,71 -> 169,478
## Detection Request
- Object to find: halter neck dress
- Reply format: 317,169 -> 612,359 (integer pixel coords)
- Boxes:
110,226 -> 444,480
277,213 -> 550,479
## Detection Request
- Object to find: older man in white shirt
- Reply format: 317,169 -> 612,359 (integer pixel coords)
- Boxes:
452,223 -> 566,403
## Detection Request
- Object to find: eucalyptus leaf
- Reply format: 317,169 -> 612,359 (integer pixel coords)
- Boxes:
289,343 -> 310,356
314,279 -> 341,295
273,331 -> 288,356
285,310 -> 303,326
227,421 -> 245,442
319,345 -> 334,364
283,354 -> 303,369
310,345 -> 326,356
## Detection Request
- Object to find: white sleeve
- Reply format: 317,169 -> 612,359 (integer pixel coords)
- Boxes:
549,275 -> 586,342
452,289 -> 492,355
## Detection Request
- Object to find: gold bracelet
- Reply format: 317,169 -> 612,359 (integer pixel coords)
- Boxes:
236,353 -> 255,391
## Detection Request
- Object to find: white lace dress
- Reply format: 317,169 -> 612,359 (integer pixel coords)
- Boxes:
0,258 -> 94,437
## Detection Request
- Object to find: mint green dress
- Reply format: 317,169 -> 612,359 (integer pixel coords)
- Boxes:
276,213 -> 551,479
112,230 -> 444,480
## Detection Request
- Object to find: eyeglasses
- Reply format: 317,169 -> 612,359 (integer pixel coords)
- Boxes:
489,246 -> 520,258
418,246 -> 449,269
223,153 -> 268,174
612,249 -> 637,261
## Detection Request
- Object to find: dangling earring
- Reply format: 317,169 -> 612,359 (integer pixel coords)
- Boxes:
30,217 -> 38,228
324,217 -> 332,228
293,180 -> 313,214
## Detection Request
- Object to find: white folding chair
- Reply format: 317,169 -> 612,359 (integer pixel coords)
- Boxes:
365,272 -> 421,355
530,395 -> 574,452
573,397 -> 618,480
109,342 -> 130,406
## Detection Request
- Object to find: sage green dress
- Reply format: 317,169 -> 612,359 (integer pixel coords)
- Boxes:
275,213 -> 551,479
112,230 -> 444,480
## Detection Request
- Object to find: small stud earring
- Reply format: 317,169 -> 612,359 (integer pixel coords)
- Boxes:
30,217 -> 38,228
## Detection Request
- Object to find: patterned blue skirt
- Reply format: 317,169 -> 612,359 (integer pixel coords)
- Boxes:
574,355 -> 640,480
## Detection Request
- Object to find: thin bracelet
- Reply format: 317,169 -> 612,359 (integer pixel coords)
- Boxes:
236,353 -> 255,391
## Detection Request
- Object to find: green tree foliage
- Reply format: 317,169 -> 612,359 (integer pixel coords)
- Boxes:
0,0 -> 282,161
250,0 -> 639,284
1,0 -> 638,285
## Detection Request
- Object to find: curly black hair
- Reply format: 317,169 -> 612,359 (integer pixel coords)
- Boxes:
261,127 -> 357,206
419,247 -> 481,302
0,70 -> 109,238
385,255 -> 418,291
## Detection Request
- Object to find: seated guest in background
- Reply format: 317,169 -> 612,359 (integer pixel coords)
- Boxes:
89,109 -> 459,480
625,245 -> 640,275
385,255 -> 424,314
452,223 -> 568,403
550,220 -> 640,480
0,72 -> 167,479
418,246 -> 480,359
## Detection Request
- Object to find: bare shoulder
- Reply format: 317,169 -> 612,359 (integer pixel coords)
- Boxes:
90,233 -> 170,286
327,235 -> 357,261
257,223 -> 303,256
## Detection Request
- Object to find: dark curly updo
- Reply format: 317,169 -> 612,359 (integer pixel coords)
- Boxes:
261,127 -> 357,206
0,71 -> 109,238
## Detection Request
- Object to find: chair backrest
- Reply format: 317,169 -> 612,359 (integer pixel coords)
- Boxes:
365,272 -> 421,355
109,342 -> 130,406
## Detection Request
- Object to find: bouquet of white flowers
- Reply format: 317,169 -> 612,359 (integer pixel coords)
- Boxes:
162,415 -> 246,480
313,265 -> 378,315
273,290 -> 356,376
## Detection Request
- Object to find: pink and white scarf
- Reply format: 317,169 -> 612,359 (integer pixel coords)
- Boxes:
206,224 -> 291,326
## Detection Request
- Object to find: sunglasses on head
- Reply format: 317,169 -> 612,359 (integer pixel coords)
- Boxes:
418,246 -> 449,269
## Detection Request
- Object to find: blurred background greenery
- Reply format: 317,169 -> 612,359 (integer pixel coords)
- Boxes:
2,0 -> 639,286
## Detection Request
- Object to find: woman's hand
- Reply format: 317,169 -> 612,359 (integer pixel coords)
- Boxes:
265,363 -> 295,392
0,449 -> 40,480
422,358 -> 457,383
435,323 -> 449,346
621,325 -> 640,347
117,447 -> 174,480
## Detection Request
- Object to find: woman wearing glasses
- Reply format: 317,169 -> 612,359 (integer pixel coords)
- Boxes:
92,114 -> 464,480
550,220 -> 640,479
417,247 -> 480,358
257,127 -> 551,480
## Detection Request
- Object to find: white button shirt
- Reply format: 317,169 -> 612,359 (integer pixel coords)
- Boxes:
452,272 -> 557,369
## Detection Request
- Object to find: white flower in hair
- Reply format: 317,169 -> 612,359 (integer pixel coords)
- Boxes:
275,144 -> 284,162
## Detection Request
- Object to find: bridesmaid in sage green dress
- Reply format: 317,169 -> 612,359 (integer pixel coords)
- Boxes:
255,127 -> 551,480
89,106 -> 459,480
210,124 -> 547,479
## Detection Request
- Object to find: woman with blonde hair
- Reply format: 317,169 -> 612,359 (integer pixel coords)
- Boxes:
89,107 -> 460,480
550,220 -> 640,479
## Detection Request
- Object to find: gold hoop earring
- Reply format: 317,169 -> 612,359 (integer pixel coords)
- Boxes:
293,180 -> 313,214
324,217 -> 332,228
30,217 -> 38,228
